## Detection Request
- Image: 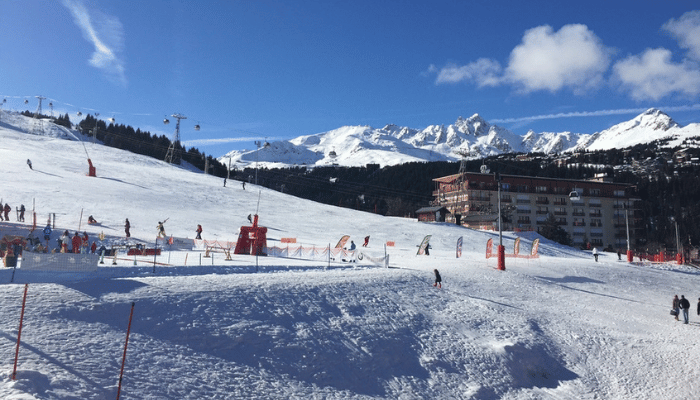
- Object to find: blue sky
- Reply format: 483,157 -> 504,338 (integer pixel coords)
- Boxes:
2,0 -> 700,156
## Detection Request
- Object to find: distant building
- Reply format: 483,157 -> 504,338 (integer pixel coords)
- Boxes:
431,172 -> 642,250
416,206 -> 450,223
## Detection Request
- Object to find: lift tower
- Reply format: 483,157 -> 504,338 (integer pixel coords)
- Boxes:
164,113 -> 187,164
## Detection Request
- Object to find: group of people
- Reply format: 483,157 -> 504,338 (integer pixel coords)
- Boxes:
0,203 -> 26,222
0,203 -> 15,222
671,294 -> 699,324
57,230 -> 96,254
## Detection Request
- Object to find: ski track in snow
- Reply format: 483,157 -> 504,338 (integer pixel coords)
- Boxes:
0,114 -> 699,399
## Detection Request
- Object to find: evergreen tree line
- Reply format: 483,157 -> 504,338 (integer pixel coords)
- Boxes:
76,115 -> 228,176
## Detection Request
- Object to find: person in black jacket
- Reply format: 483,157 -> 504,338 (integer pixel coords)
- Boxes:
433,269 -> 442,289
680,295 -> 691,324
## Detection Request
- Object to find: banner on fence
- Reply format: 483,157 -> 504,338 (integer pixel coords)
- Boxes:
19,253 -> 99,272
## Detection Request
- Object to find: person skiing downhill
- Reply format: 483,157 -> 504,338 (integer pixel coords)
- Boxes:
433,269 -> 442,288
27,159 -> 32,170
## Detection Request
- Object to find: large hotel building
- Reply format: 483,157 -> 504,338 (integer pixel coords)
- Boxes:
429,172 -> 642,250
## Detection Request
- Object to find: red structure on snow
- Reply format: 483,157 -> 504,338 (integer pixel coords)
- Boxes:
234,214 -> 267,256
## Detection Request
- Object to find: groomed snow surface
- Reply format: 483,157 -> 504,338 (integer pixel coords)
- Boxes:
1,116 -> 700,399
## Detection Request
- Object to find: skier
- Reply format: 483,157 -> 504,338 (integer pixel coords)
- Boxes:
242,181 -> 246,190
433,269 -> 442,288
363,236 -> 370,247
3,203 -> 10,221
27,159 -> 32,170
157,221 -> 167,238
125,218 -> 131,238
43,223 -> 52,244
223,178 -> 227,187
82,232 -> 89,250
680,295 -> 691,324
196,224 -> 203,240
18,204 -> 25,222
592,247 -> 599,262
72,232 -> 82,254
59,230 -> 69,253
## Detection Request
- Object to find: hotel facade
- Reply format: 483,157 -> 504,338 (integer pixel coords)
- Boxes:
431,172 -> 642,250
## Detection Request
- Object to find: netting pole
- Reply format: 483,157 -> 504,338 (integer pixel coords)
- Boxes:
12,284 -> 29,380
116,302 -> 135,400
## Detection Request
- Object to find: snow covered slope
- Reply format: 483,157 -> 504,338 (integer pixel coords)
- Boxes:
222,109 -> 700,169
1,115 -> 700,399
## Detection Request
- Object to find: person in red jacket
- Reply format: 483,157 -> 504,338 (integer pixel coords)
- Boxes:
196,224 -> 203,240
90,241 -> 97,254
71,232 -> 82,254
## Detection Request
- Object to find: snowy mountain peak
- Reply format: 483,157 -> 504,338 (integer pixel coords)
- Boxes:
218,109 -> 699,169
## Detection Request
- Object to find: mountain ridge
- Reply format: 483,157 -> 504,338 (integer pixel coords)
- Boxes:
222,108 -> 699,169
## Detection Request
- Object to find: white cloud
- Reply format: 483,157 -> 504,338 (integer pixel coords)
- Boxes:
62,0 -> 127,86
612,48 -> 700,101
663,10 -> 700,62
491,104 -> 700,124
431,24 -> 611,95
435,58 -> 503,87
504,24 -> 611,94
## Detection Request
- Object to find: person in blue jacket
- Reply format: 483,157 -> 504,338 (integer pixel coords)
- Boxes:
43,223 -> 52,245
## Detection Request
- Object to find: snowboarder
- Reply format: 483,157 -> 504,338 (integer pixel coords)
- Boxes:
433,269 -> 442,288
157,221 -> 167,238
18,204 -> 25,222
592,247 -> 599,262
88,215 -> 98,224
27,159 -> 32,170
349,240 -> 356,251
196,224 -> 203,240
247,214 -> 253,224
72,232 -> 82,254
125,218 -> 131,238
672,295 -> 680,321
363,236 -> 370,247
680,295 -> 691,324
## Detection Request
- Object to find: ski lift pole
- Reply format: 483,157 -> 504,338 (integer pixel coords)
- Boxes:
12,284 -> 29,380
116,302 -> 135,400
153,237 -> 158,273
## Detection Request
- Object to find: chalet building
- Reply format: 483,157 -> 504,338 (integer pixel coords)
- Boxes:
431,172 -> 643,250
416,206 -> 450,223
